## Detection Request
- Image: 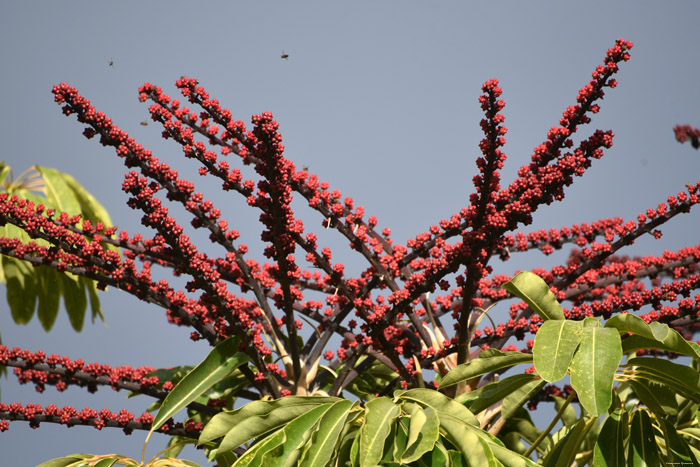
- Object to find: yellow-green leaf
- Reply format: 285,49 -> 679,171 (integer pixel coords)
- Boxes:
569,326 -> 622,416
533,319 -> 582,382
151,336 -> 249,432
299,400 -> 355,467
359,397 -> 400,466
441,350 -> 533,388
502,271 -> 565,321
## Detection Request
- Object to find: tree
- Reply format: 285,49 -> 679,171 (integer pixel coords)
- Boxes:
1,37 -> 699,466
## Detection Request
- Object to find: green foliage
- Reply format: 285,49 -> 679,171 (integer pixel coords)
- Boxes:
0,163 -> 116,332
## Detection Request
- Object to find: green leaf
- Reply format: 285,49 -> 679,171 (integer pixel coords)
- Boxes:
233,432 -> 283,467
623,321 -> 700,359
152,336 -> 249,432
397,390 -> 504,466
298,400 -> 355,467
59,171 -> 119,255
604,313 -> 656,339
502,271 -> 565,321
58,272 -> 87,332
625,357 -> 700,404
260,404 -> 332,467
440,350 -> 533,388
419,441 -> 451,467
542,417 -> 595,467
627,410 -> 660,466
389,416 -> 408,463
200,396 -> 340,453
0,163 -> 11,186
4,255 -> 37,324
359,397 -> 400,466
36,266 -> 60,331
593,409 -> 627,467
569,325 -> 622,416
397,388 -> 478,427
660,418 -> 699,466
36,454 -> 92,467
502,378 -> 546,420
468,374 -> 540,415
629,379 -> 678,417
36,166 -> 81,216
401,405 -> 439,463
532,319 -> 583,382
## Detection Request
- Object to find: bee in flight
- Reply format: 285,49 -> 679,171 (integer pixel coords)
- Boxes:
281,51 -> 289,60
108,59 -> 114,67
140,121 -> 148,126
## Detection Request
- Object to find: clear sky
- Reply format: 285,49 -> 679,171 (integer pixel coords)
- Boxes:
2,2 -> 700,465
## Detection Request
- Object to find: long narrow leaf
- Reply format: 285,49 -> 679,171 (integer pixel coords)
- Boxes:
593,409 -> 627,467
151,336 -> 249,432
441,350 -> 533,388
299,400 -> 355,467
260,404 -> 332,467
502,271 -> 565,321
627,410 -> 660,466
359,397 -> 400,466
401,405 -> 439,463
200,396 -> 340,453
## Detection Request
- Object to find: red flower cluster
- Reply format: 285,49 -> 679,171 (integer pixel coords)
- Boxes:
2,38 -> 700,436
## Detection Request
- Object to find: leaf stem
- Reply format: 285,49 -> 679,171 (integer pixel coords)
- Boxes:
524,390 -> 576,458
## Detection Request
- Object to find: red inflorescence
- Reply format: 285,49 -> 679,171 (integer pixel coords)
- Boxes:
4,38 -> 700,437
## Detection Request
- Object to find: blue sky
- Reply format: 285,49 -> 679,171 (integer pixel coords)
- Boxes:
2,2 -> 700,465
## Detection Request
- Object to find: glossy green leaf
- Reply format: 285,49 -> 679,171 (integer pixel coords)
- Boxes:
401,405 -> 439,463
59,171 -> 112,224
397,392 -> 483,465
0,163 -> 11,185
58,272 -> 87,332
36,266 -> 60,331
36,166 -> 81,217
542,417 -> 595,467
629,379 -> 678,417
622,322 -> 700,359
569,325 -> 622,416
398,388 -> 478,427
151,336 -> 249,432
593,409 -> 627,467
91,459 -> 121,467
214,450 -> 237,467
359,397 -> 399,466
627,410 -> 660,466
234,432 -> 282,467
419,441 -> 451,467
440,350 -> 533,388
660,418 -> 699,466
59,171 -> 118,255
260,404 -> 332,467
36,454 -> 92,467
200,396 -> 340,452
469,373 -> 540,415
533,319 -> 582,382
604,313 -> 656,338
625,357 -> 700,403
389,417 -> 408,463
502,271 -> 565,321
4,255 -> 37,324
298,399 -> 355,467
502,378 -> 546,420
